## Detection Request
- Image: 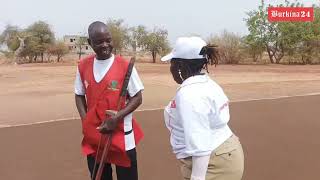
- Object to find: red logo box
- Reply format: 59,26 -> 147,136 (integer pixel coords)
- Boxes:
268,7 -> 314,22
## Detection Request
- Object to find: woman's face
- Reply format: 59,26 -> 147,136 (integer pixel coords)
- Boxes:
170,61 -> 183,84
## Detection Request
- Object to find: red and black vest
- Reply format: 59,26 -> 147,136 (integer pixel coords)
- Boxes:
78,55 -> 144,167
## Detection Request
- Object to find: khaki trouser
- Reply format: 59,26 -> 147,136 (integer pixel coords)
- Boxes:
179,135 -> 244,180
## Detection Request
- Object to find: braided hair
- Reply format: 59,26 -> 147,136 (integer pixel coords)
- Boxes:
172,44 -> 219,77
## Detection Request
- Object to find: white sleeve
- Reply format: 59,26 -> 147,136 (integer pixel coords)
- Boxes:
74,67 -> 86,96
191,155 -> 210,180
176,91 -> 214,156
127,66 -> 144,97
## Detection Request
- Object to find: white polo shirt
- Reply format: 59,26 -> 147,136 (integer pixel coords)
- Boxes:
164,74 -> 233,159
74,54 -> 144,97
74,54 -> 144,151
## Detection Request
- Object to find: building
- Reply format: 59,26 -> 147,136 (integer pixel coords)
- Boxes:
63,35 -> 93,54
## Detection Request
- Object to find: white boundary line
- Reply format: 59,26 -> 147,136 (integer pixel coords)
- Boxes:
0,125 -> 11,128
0,117 -> 78,128
1,92 -> 320,128
231,92 -> 320,103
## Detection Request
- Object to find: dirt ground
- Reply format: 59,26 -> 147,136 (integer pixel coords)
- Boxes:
0,62 -> 320,180
0,95 -> 319,180
0,62 -> 320,126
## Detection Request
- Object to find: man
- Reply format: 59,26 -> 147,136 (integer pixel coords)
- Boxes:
75,21 -> 144,180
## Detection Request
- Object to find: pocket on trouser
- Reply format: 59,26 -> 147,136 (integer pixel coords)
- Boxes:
179,157 -> 192,180
206,135 -> 244,180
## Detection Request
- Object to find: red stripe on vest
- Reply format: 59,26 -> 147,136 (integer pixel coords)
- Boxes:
78,55 -> 143,167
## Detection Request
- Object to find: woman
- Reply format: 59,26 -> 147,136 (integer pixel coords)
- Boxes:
161,37 -> 244,180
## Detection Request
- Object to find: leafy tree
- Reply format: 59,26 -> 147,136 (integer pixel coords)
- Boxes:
243,34 -> 264,62
208,30 -> 243,64
0,25 -> 21,52
26,21 -> 55,62
106,19 -> 128,55
245,0 -> 283,63
127,25 -> 148,56
76,36 -> 87,60
47,41 -> 69,62
143,27 -> 170,63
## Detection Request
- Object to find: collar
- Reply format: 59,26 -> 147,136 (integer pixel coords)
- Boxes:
177,74 -> 209,91
94,54 -> 115,62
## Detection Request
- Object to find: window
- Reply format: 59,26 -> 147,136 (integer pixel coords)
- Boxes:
70,39 -> 73,43
86,46 -> 88,50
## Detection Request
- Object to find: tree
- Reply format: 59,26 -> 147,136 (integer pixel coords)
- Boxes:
47,41 -> 69,62
127,25 -> 147,57
26,21 -> 55,62
106,19 -> 128,55
245,0 -> 284,63
272,1 -> 320,64
307,7 -> 320,64
243,34 -> 264,62
19,36 -> 43,63
208,30 -> 243,64
144,27 -> 170,63
0,25 -> 21,52
76,36 -> 87,60
0,25 -> 35,63
245,0 -> 320,64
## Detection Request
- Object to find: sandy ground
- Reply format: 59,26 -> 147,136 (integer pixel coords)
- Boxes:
0,63 -> 320,126
0,62 -> 320,180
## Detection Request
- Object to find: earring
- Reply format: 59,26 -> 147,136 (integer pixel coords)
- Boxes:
178,69 -> 184,81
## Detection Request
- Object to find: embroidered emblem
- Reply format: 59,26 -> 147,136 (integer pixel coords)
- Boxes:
170,100 -> 176,108
219,101 -> 229,112
108,80 -> 119,91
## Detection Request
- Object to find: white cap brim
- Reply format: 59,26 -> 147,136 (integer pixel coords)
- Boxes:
161,53 -> 173,62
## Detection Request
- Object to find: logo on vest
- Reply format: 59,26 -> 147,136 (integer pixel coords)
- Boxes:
108,80 -> 119,91
170,100 -> 176,108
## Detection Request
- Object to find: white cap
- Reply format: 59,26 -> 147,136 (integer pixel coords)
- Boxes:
161,36 -> 207,61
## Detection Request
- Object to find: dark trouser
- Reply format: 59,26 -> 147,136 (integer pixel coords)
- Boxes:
87,148 -> 138,180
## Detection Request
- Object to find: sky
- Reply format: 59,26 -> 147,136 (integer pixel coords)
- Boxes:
0,0 -> 319,43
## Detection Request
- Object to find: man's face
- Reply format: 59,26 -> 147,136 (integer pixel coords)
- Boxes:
88,31 -> 113,60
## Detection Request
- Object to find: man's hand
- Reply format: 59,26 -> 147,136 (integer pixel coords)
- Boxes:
97,110 -> 120,134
